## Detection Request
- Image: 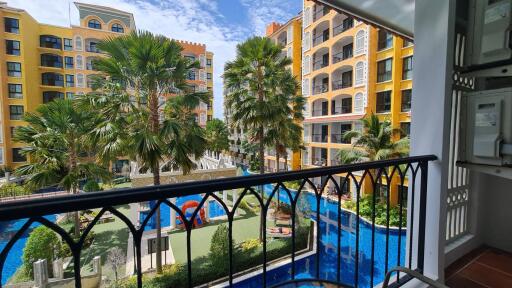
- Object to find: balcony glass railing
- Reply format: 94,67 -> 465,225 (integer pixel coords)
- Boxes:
0,156 -> 435,288
312,133 -> 328,143
333,19 -> 354,36
312,83 -> 329,95
332,79 -> 353,90
313,59 -> 329,70
332,50 -> 353,64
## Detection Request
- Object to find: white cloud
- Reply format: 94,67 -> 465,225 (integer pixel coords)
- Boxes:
240,0 -> 301,35
6,0 -> 247,119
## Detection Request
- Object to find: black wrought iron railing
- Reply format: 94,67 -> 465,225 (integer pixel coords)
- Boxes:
0,155 -> 436,288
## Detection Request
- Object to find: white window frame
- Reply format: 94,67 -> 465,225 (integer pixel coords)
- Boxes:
355,30 -> 366,55
354,92 -> 364,114
302,78 -> 310,97
303,55 -> 311,75
303,32 -> 311,52
74,36 -> 83,51
287,26 -> 293,45
355,61 -> 366,86
76,55 -> 83,70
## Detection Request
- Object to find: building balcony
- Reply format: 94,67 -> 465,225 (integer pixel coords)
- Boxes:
332,79 -> 352,91
311,133 -> 328,143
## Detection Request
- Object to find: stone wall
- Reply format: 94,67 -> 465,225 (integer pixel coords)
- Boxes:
131,168 -> 237,188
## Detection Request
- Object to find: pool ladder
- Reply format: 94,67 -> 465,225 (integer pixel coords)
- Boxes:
383,267 -> 449,288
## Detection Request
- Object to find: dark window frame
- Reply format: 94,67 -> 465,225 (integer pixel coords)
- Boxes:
64,56 -> 74,69
377,58 -> 392,83
66,74 -> 75,87
4,17 -> 19,34
88,19 -> 102,29
206,58 -> 212,67
9,105 -> 24,120
401,89 -> 412,112
8,83 -> 22,99
7,62 -> 21,77
43,91 -> 64,103
6,40 -> 20,55
42,72 -> 64,87
207,73 -> 212,80
41,54 -> 63,68
12,148 -> 26,163
40,35 -> 62,49
111,23 -> 124,33
377,30 -> 393,51
64,38 -> 73,51
402,56 -> 413,80
376,90 -> 392,113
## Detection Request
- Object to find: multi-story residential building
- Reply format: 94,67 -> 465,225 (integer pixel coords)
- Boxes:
300,0 -> 413,202
264,15 -> 302,171
0,2 -> 213,168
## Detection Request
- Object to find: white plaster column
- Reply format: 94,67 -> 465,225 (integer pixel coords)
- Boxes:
170,198 -> 177,229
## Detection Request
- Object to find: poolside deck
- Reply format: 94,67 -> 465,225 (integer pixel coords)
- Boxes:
445,246 -> 512,287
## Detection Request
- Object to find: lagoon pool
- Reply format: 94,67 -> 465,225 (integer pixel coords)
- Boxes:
0,215 -> 57,284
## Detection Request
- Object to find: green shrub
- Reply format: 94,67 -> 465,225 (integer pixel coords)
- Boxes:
239,238 -> 260,252
209,224 -> 229,269
83,180 -> 101,192
22,226 -> 61,278
0,184 -> 30,198
342,196 -> 407,227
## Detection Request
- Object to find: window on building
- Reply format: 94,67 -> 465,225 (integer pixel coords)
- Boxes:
207,73 -> 212,80
4,17 -> 19,34
76,73 -> 84,87
402,56 -> 413,80
64,38 -> 73,51
111,23 -> 124,33
9,105 -> 24,120
41,54 -> 63,68
376,91 -> 392,113
64,56 -> 74,69
378,30 -> 393,50
76,55 -> 83,69
403,39 -> 413,48
40,35 -> 62,49
66,74 -> 74,87
12,148 -> 26,163
401,122 -> 411,138
88,19 -> 101,29
187,70 -> 196,80
206,58 -> 212,67
355,61 -> 364,86
10,127 -> 17,139
355,30 -> 366,54
66,92 -> 74,100
43,91 -> 64,103
75,36 -> 83,51
7,62 -> 21,77
42,73 -> 64,86
401,89 -> 412,112
377,58 -> 392,82
8,84 -> 22,99
6,40 -> 20,55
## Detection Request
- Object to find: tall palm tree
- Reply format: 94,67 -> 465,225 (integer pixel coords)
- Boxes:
224,36 -> 293,175
337,113 -> 409,163
205,118 -> 230,157
81,31 -> 208,274
13,99 -> 111,238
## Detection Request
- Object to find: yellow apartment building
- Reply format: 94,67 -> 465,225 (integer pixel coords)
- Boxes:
0,2 -> 213,169
300,0 -> 413,203
264,14 -> 302,171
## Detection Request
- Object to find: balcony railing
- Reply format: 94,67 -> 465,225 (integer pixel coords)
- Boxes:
313,59 -> 329,70
311,108 -> 328,117
332,105 -> 352,114
312,83 -> 328,95
333,19 -> 354,36
332,50 -> 353,64
311,133 -> 328,143
331,134 -> 351,144
332,79 -> 353,90
313,33 -> 329,46
86,46 -> 101,53
0,156 -> 435,288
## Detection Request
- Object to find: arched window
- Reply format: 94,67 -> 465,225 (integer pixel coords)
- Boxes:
76,73 -> 84,88
303,32 -> 311,52
75,36 -> 83,51
76,55 -> 83,70
355,30 -> 366,55
303,55 -> 311,75
355,61 -> 365,86
354,92 -> 364,114
111,23 -> 124,33
88,19 -> 101,29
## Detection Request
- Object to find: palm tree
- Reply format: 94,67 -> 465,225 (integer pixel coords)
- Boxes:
205,119 -> 230,157
338,114 -> 409,202
13,99 -> 111,238
81,31 -> 209,274
224,36 -> 293,175
337,113 -> 409,163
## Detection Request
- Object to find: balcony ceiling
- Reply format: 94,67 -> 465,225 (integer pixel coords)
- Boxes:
314,0 -> 414,39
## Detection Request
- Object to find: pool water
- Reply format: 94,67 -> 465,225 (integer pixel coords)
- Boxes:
0,215 -> 57,284
231,170 -> 406,288
140,194 -> 227,230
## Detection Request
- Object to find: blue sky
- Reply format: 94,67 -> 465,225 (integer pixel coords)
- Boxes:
6,0 -> 302,119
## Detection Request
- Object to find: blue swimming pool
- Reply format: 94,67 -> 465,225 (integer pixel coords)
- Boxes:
231,170 -> 406,288
140,194 -> 227,230
0,215 -> 57,284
